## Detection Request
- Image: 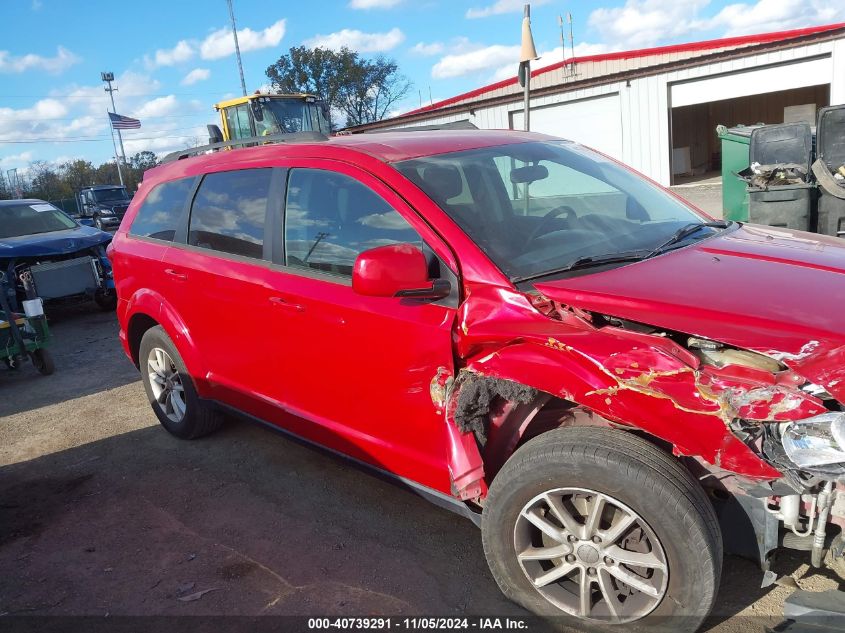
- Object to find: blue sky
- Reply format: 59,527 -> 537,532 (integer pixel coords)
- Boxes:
1,0 -> 843,175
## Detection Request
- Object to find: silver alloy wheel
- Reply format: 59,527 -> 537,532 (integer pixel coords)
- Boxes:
147,347 -> 186,423
514,487 -> 668,622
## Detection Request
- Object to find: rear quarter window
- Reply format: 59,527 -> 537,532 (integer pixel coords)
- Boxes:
129,178 -> 193,241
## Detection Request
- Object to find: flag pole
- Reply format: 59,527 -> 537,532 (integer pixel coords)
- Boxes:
102,73 -> 127,167
108,112 -> 125,187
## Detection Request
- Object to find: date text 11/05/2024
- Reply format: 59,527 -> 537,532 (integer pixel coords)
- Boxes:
307,618 -> 529,630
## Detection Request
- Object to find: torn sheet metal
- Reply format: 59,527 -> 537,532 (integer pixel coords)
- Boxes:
447,283 -> 837,482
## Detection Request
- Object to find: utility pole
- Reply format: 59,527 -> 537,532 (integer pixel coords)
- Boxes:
518,4 -> 539,132
227,0 -> 248,97
101,71 -> 125,186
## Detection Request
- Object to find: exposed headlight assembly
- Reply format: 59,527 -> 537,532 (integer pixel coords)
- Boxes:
782,412 -> 845,467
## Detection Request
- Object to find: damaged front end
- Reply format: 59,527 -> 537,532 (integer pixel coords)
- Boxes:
440,283 -> 845,581
2,244 -> 115,311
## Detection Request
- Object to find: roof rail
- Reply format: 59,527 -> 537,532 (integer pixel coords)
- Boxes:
160,131 -> 328,163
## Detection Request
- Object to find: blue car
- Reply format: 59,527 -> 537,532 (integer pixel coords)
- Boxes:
0,199 -> 116,311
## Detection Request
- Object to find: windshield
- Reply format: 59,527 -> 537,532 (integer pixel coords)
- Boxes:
93,188 -> 129,202
0,202 -> 77,238
397,141 -> 720,281
258,99 -> 329,135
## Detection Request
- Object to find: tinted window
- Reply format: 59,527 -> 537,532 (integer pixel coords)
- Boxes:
284,169 -> 421,277
129,178 -> 192,241
188,168 -> 272,260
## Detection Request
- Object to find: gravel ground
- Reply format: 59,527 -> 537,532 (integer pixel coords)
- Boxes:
1,192 -> 841,630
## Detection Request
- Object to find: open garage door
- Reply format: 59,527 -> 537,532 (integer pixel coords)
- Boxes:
669,56 -> 832,185
511,93 -> 623,158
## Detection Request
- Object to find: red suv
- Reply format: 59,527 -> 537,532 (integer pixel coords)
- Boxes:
111,130 -> 845,630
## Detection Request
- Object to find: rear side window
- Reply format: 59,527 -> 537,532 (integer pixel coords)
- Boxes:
284,168 -> 421,277
129,178 -> 193,241
188,168 -> 272,260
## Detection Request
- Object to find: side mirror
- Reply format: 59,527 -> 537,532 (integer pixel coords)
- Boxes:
207,124 -> 224,144
352,243 -> 450,299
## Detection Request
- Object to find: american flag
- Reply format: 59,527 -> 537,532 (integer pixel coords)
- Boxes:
108,112 -> 141,130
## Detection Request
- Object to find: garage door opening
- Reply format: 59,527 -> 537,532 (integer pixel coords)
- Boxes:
670,84 -> 830,186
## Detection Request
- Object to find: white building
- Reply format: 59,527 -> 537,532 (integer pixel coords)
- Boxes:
351,23 -> 845,187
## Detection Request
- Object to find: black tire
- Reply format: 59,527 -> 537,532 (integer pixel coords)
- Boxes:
138,325 -> 223,439
482,426 -> 722,633
31,348 -> 55,375
94,290 -> 117,311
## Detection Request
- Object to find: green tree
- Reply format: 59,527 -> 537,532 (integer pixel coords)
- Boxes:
129,151 -> 158,171
266,46 -> 411,129
60,159 -> 97,194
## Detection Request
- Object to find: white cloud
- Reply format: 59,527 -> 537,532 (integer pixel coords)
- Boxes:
349,0 -> 402,7
133,96 -> 179,120
181,68 -> 211,85
432,44 -> 520,79
490,42 -> 613,80
588,0 -> 710,48
411,41 -> 445,56
0,151 -> 34,170
466,0 -> 550,19
148,40 -> 195,68
706,0 -> 844,36
588,0 -> 844,48
200,18 -> 286,60
304,27 -> 405,52
0,46 -> 80,74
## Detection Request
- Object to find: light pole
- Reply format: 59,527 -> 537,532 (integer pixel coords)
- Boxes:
102,71 -> 125,186
226,0 -> 248,97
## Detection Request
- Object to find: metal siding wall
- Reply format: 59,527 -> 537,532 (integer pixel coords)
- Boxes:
833,39 -> 845,105
385,38 -> 844,187
621,75 -> 670,184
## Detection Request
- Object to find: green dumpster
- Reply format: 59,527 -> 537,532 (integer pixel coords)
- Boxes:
716,124 -> 763,221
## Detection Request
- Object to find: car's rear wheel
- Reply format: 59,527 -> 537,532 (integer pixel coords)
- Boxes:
139,325 -> 223,439
482,426 -> 722,632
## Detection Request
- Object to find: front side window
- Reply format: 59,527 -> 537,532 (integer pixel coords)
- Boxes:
188,169 -> 272,260
284,169 -> 421,277
0,202 -> 76,238
224,104 -> 253,139
129,178 -> 193,241
398,141 -> 719,282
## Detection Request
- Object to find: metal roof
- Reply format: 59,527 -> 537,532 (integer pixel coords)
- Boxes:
349,22 -> 845,131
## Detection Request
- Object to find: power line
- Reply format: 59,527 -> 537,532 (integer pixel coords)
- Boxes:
4,113 -> 211,122
0,133 -> 206,145
0,125 -> 207,144
0,91 -> 225,99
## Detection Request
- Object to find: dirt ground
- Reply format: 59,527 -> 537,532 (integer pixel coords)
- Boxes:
1,190 -> 842,630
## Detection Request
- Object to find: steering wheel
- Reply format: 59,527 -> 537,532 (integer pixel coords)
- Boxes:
522,205 -> 577,248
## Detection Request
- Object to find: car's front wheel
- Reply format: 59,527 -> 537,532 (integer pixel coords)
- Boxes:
94,290 -> 117,311
139,325 -> 223,439
482,426 -> 722,632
